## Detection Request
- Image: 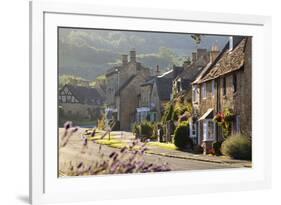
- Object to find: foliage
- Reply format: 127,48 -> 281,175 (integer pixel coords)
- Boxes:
173,121 -> 193,149
162,103 -> 174,123
133,121 -> 156,141
60,121 -> 79,147
97,115 -> 106,130
221,134 -> 252,160
59,75 -> 92,89
212,141 -> 223,156
152,122 -> 162,139
140,121 -> 154,139
213,107 -> 234,138
191,34 -> 202,44
63,140 -> 171,176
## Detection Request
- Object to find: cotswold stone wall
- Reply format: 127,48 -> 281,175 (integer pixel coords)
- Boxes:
119,70 -> 150,131
106,74 -> 118,106
219,71 -> 242,115
140,85 -> 152,107
240,38 -> 252,137
199,81 -> 216,116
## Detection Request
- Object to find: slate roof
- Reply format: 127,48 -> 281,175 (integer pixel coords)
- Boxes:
155,77 -> 173,101
140,77 -> 155,87
63,85 -> 104,104
198,37 -> 247,83
177,54 -> 209,81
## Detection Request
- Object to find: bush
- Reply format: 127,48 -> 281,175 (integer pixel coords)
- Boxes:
212,141 -> 223,156
173,121 -> 193,149
139,121 -> 153,137
221,134 -> 252,160
133,121 -> 155,141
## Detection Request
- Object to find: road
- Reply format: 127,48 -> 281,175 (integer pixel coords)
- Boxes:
59,129 -> 237,176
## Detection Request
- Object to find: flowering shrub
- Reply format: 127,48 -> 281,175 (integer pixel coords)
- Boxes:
60,121 -> 171,176
60,121 -> 79,147
64,140 -> 171,176
213,108 -> 234,138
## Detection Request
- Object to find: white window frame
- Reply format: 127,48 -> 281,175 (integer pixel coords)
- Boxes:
189,121 -> 197,138
203,119 -> 216,141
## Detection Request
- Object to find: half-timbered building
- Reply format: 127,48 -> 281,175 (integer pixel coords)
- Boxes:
58,84 -> 104,121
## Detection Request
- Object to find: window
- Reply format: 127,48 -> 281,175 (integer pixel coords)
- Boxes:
203,119 -> 216,141
192,85 -> 198,102
212,80 -> 216,96
190,121 -> 197,137
233,74 -> 237,93
202,83 -> 207,99
206,81 -> 212,94
190,121 -> 197,144
222,77 -> 226,96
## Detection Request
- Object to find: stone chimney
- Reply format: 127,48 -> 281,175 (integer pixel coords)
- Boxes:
122,54 -> 128,65
210,43 -> 219,63
130,50 -> 136,63
156,64 -> 160,75
192,52 -> 197,63
197,48 -> 208,60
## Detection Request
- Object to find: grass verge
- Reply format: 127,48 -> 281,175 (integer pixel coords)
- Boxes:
147,142 -> 177,150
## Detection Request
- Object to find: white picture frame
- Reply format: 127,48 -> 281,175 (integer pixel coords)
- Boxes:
30,1 -> 272,204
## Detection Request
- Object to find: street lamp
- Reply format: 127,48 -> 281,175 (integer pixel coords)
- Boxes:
115,68 -> 120,89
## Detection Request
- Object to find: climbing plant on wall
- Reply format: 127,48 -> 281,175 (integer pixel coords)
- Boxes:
213,107 -> 234,139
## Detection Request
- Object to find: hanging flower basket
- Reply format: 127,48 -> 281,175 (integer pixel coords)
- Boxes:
213,108 -> 234,138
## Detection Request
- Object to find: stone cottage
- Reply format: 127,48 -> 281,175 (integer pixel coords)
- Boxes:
172,48 -> 211,101
58,84 -> 104,121
191,36 -> 252,153
105,50 -> 150,130
136,65 -> 182,123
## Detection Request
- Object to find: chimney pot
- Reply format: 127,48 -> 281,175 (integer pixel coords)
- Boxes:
192,52 -> 197,63
130,50 -> 136,63
210,44 -> 220,63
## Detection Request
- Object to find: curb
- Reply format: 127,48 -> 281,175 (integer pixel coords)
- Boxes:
93,141 -> 252,168
146,150 -> 252,167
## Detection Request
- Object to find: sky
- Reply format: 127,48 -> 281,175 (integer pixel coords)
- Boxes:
58,28 -> 229,80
